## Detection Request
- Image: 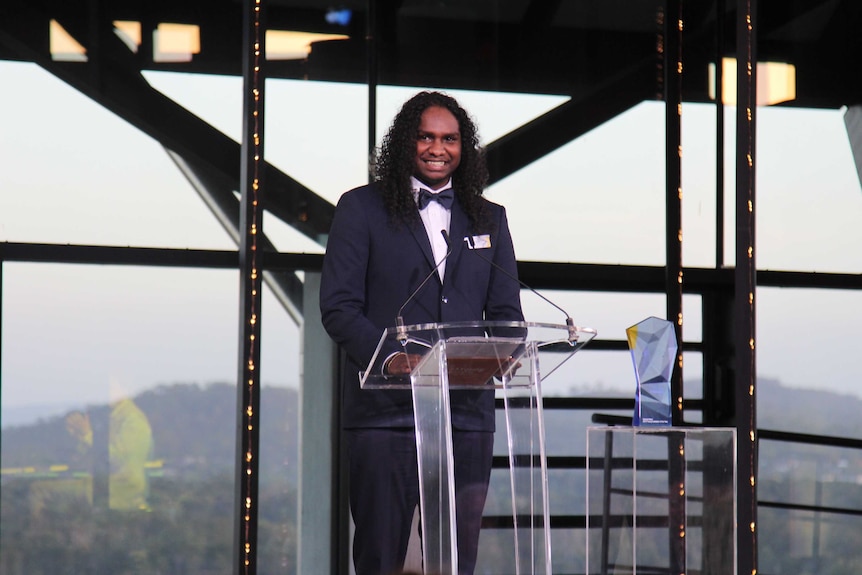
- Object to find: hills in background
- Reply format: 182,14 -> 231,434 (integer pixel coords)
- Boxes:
3,378 -> 860,575
1,383 -> 299,485
2,378 -> 862,480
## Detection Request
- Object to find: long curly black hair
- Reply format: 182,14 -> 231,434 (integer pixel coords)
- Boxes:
373,91 -> 490,229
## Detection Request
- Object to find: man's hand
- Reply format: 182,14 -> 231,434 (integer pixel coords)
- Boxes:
384,352 -> 425,375
495,356 -> 522,379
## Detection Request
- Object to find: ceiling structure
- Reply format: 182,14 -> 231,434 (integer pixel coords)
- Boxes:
2,0 -> 861,245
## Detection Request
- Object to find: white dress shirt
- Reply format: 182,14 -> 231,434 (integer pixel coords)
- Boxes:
411,176 -> 452,282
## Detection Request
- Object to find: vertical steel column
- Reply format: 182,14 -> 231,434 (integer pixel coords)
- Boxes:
367,0 -> 378,183
735,1 -> 758,575
235,1 -> 265,574
704,0 -> 731,420
715,0 -> 726,269
703,7 -> 737,571
86,0 -> 104,89
664,0 -> 684,426
663,3 -> 687,574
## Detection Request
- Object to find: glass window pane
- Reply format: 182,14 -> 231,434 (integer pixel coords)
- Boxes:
0,63 -> 234,250
757,288 -> 862,438
258,285 -> 302,573
757,107 -> 862,273
1,264 -> 245,571
760,441 -> 862,573
758,287 -> 862,440
491,102 -> 668,266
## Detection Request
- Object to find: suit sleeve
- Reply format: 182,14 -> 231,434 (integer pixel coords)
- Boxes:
319,191 -> 390,370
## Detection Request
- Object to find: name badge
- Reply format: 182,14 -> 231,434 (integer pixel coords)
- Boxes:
465,234 -> 492,249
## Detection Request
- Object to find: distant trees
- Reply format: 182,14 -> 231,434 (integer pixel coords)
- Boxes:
2,379 -> 862,573
1,470 -> 298,574
1,383 -> 299,575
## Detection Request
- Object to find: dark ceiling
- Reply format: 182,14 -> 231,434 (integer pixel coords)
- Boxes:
3,0 -> 860,104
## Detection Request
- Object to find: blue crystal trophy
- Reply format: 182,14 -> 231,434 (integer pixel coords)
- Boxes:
626,316 -> 677,426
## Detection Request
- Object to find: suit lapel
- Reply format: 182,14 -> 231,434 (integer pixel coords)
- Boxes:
444,203 -> 470,286
408,217 -> 436,271
407,197 -> 472,285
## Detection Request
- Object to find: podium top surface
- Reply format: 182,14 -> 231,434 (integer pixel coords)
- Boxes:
360,320 -> 597,389
390,320 -> 595,344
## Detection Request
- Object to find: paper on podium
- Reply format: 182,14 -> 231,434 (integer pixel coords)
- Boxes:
413,336 -> 524,387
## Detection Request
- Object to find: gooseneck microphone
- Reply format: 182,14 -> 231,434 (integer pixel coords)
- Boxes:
396,229 -> 453,344
464,235 -> 579,343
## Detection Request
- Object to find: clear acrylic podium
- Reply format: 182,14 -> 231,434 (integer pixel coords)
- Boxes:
361,320 -> 596,575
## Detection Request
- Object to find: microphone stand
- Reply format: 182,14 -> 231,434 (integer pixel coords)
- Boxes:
463,235 -> 580,343
396,230 -> 453,345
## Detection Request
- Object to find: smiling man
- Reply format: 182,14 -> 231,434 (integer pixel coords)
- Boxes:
413,104 -> 462,188
319,91 -> 524,575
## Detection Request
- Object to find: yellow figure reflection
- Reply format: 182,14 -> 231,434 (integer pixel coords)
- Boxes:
106,397 -> 154,511
29,395 -> 154,516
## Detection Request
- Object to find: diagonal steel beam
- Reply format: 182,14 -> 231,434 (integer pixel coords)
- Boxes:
0,3 -> 335,244
165,149 -> 305,324
485,59 -> 657,184
843,105 -> 862,192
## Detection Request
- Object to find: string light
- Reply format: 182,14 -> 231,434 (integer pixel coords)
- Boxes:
740,1 -> 758,574
675,5 -> 687,573
239,0 -> 264,573
675,4 -> 684,410
658,0 -> 685,426
660,4 -> 688,573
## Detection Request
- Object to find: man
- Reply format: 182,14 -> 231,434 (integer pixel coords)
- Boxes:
320,91 -> 524,575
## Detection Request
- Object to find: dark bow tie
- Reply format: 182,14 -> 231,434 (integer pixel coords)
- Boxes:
416,188 -> 455,210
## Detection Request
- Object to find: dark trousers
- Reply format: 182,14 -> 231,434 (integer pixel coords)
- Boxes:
346,427 -> 494,575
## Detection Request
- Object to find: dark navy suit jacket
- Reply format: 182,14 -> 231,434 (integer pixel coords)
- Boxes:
319,183 -> 524,431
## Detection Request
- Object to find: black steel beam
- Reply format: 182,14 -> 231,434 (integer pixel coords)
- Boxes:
0,242 -> 322,270
166,149 -> 305,322
0,2 -> 336,242
2,243 -> 858,293
485,59 -> 657,184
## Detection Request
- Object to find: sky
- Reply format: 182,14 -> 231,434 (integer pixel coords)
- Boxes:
1,60 -> 861,424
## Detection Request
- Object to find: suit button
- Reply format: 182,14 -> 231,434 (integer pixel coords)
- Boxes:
441,296 -> 448,304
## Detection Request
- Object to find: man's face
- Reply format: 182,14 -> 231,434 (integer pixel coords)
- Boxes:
413,105 -> 462,190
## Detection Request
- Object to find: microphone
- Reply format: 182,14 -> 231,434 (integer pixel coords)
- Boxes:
441,229 -> 452,249
396,229 -> 453,344
463,234 -> 579,343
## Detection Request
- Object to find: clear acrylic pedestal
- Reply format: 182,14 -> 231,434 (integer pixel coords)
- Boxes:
586,426 -> 737,575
